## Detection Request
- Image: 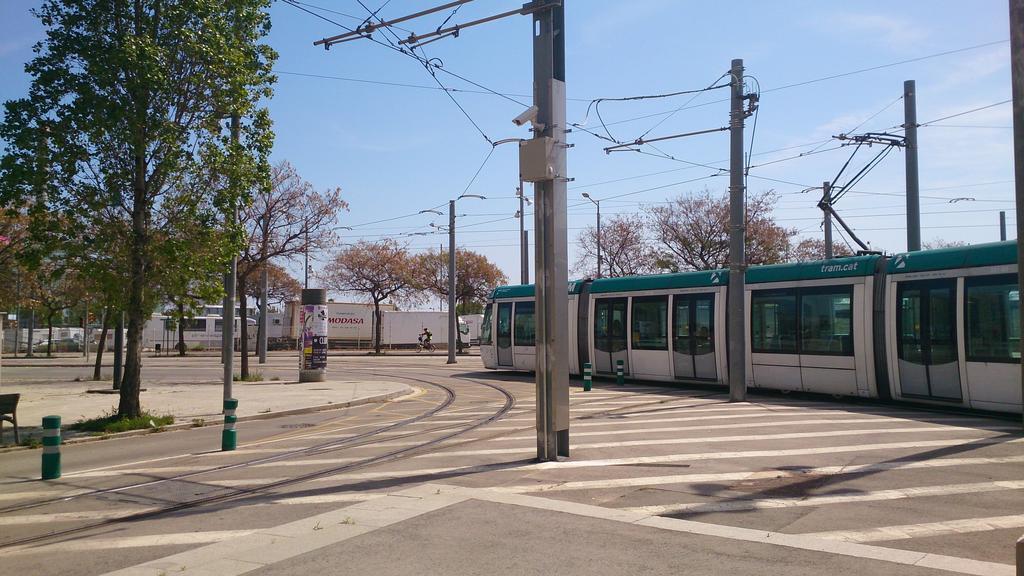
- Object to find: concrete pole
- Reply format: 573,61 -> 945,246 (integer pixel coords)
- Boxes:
223,113 -> 240,403
728,58 -> 747,403
83,299 -> 89,362
1000,211 -> 1007,241
595,199 -> 602,278
519,181 -> 529,284
1009,0 -> 1024,430
522,229 -> 529,284
533,0 -> 570,460
823,181 -> 833,259
258,265 -> 268,364
26,310 -> 34,358
113,312 -> 123,389
904,80 -> 921,252
13,273 -> 20,357
447,200 -> 457,364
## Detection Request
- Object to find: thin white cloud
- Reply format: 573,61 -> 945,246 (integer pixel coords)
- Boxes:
828,12 -> 928,50
932,46 -> 1009,91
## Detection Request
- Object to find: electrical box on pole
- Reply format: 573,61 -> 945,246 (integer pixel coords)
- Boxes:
519,137 -> 557,182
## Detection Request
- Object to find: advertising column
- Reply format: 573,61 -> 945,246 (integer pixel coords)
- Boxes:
299,288 -> 328,382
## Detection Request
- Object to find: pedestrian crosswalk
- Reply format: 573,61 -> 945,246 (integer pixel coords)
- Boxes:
1,384 -> 1020,575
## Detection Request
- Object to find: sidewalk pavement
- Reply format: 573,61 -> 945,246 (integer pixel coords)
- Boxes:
3,376 -> 412,444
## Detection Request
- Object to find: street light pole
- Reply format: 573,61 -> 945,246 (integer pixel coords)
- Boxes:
582,193 -> 602,278
493,138 -> 530,285
447,200 -> 457,364
222,113 -> 240,403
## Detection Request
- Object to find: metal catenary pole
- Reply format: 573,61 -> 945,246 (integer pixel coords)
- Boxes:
1000,210 -> 1007,241
596,199 -> 602,278
519,181 -> 529,284
533,0 -> 570,461
447,199 -> 457,364
223,113 -> 240,403
1009,0 -> 1023,430
823,181 -> 833,259
727,58 -> 747,403
113,312 -> 123,389
904,79 -> 921,252
522,229 -> 529,284
258,265 -> 268,364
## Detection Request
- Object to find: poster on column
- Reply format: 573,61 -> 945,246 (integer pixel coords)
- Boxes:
300,304 -> 328,370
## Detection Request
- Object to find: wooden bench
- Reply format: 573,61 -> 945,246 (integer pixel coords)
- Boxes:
0,393 -> 19,444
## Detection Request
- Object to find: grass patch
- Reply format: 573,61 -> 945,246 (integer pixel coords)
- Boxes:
233,371 -> 264,382
71,410 -> 174,434
18,437 -> 41,449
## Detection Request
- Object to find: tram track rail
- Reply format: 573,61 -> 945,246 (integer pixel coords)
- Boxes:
0,373 -> 514,551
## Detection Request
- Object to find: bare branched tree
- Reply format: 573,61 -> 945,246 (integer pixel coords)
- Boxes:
321,240 -> 419,354
236,160 -> 346,377
648,189 -> 796,271
573,213 -> 660,278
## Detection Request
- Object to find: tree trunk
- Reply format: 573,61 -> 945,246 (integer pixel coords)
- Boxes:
120,126 -> 147,419
239,274 -> 250,378
373,300 -> 382,354
46,312 -> 54,357
93,306 -> 110,380
177,301 -> 186,356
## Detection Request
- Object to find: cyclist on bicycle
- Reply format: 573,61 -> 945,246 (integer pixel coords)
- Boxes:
418,328 -> 433,351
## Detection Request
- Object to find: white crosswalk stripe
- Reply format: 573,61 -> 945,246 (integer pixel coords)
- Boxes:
413,426 -> 1016,457
624,480 -> 1024,516
800,514 -> 1024,543
493,454 -> 1024,493
493,416 -> 1004,441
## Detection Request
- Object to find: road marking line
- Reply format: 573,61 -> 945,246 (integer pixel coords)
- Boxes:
493,416 -> 1005,441
568,409 -> 983,429
2,531 -> 256,555
624,480 -> 1024,516
0,494 -> 386,527
800,513 -> 1024,543
413,426 -> 1017,457
494,455 -> 1024,493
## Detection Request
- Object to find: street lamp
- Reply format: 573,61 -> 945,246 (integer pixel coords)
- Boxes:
582,192 -> 602,278
305,224 -> 352,289
493,138 -> 530,285
443,195 -> 485,364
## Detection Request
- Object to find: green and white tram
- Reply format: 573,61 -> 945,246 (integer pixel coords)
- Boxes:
480,240 -> 1021,414
885,242 -> 1020,413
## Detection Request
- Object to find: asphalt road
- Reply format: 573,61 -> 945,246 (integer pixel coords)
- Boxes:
0,355 -> 1021,576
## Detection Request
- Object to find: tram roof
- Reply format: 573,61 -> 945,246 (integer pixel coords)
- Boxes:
887,240 -> 1017,274
746,254 -> 882,284
490,281 -> 583,300
589,269 -> 727,293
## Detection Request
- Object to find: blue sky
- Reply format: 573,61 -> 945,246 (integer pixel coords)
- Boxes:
0,1 -> 1016,290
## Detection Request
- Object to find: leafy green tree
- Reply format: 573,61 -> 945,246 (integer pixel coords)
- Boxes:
0,0 -> 276,417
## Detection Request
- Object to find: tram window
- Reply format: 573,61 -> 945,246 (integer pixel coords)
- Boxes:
632,296 -> 668,350
180,318 -> 206,331
966,275 -> 1020,362
214,319 -> 224,332
514,301 -> 536,346
480,304 -> 493,346
800,288 -> 854,355
751,290 -> 797,353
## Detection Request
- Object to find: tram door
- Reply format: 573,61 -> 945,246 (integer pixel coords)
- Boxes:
594,298 -> 628,374
896,280 -> 962,400
496,302 -> 513,367
672,294 -> 717,380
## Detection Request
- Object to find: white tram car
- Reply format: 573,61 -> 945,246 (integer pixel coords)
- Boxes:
480,241 -> 1022,415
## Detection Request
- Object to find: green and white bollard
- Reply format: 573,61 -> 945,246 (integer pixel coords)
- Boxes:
222,398 -> 238,451
616,360 -> 625,385
41,415 -> 61,480
583,363 -> 592,392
